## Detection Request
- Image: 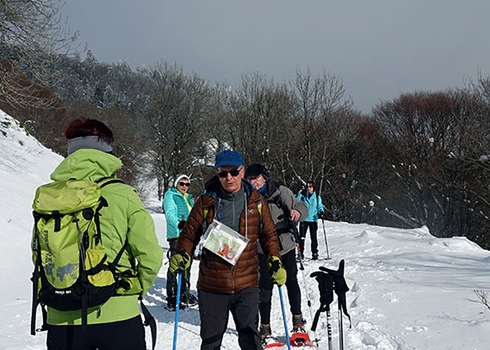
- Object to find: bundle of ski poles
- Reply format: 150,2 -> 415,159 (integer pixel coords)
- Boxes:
310,259 -> 351,350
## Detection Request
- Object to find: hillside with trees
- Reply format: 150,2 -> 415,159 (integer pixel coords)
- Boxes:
2,0 -> 490,249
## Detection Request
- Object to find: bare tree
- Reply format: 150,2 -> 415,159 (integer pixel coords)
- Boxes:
473,290 -> 490,311
140,61 -> 213,199
0,0 -> 77,108
370,90 -> 490,247
289,67 -> 353,192
227,73 -> 296,175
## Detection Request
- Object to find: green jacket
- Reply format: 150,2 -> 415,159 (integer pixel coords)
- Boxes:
45,149 -> 163,325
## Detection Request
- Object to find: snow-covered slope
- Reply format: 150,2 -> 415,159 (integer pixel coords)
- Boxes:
1,109 -> 490,349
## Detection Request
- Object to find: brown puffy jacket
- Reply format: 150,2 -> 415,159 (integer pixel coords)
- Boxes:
177,178 -> 281,294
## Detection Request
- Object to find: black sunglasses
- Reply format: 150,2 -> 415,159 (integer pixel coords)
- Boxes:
217,168 -> 241,178
179,182 -> 191,187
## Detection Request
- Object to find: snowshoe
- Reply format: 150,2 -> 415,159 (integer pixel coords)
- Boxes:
290,331 -> 314,347
262,335 -> 283,349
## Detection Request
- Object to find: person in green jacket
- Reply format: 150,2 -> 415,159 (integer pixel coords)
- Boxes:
42,118 -> 163,350
163,173 -> 197,310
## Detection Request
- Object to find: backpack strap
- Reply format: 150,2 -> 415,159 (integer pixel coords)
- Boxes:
52,211 -> 62,232
79,220 -> 129,334
109,239 -> 128,272
93,184 -> 156,348
202,203 -> 216,233
30,235 -> 47,335
140,299 -> 157,350
256,198 -> 263,233
203,206 -> 210,222
95,177 -> 125,188
268,189 -> 300,241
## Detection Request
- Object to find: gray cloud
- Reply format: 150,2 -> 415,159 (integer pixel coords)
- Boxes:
63,0 -> 490,112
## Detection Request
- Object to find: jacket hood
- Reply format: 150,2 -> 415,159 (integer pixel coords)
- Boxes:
50,149 -> 122,182
266,180 -> 279,198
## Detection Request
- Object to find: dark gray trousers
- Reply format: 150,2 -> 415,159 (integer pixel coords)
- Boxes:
199,287 -> 262,350
258,249 -> 302,324
299,221 -> 319,256
47,316 -> 146,350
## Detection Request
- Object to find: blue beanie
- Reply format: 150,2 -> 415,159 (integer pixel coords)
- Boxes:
214,150 -> 244,169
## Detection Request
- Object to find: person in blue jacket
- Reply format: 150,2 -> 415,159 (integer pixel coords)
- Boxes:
163,174 -> 196,309
296,180 -> 323,260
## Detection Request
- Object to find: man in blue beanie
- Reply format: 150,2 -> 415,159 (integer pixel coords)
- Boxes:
169,149 -> 286,350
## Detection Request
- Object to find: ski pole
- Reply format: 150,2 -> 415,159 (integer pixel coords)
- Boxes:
298,258 -> 313,319
297,256 -> 318,346
338,298 -> 344,350
326,308 -> 333,350
321,218 -> 331,260
278,286 -> 292,350
173,273 -> 183,350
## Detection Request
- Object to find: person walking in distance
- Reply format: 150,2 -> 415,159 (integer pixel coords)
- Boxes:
163,173 -> 197,310
297,180 -> 323,260
245,163 -> 309,345
169,150 -> 286,350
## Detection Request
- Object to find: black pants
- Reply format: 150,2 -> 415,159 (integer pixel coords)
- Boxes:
167,238 -> 191,299
46,316 -> 146,350
258,250 -> 302,324
199,287 -> 262,350
299,221 -> 318,257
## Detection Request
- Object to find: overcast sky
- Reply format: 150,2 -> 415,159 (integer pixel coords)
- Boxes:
62,0 -> 490,113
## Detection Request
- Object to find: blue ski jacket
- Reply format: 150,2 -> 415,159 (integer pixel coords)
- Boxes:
297,191 -> 323,222
163,187 -> 194,240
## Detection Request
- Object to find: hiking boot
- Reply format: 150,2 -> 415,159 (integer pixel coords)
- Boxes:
166,296 -> 176,310
296,251 -> 304,262
166,296 -> 187,311
181,292 -> 198,306
259,324 -> 272,342
292,314 -> 306,332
